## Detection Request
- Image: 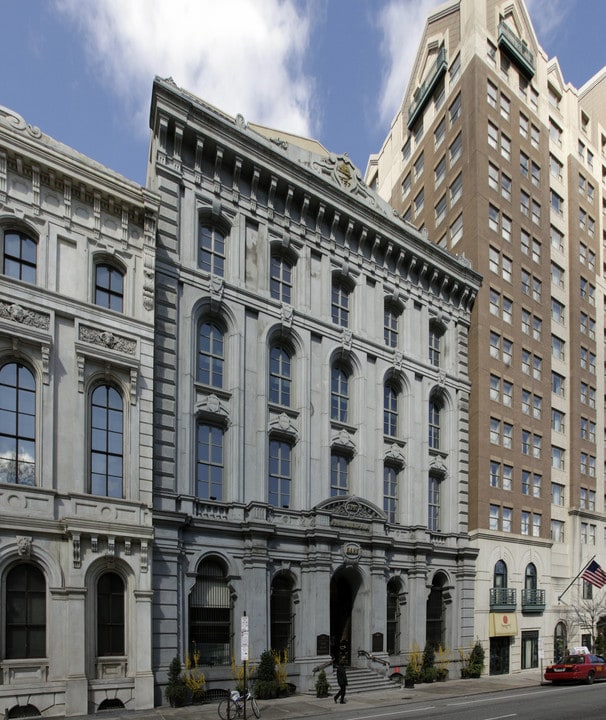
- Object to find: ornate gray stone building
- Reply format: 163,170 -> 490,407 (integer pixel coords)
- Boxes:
147,77 -> 482,698
0,106 -> 159,716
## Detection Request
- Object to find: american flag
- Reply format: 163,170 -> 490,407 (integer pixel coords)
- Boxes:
582,560 -> 606,588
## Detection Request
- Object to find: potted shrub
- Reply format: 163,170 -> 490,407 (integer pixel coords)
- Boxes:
165,656 -> 188,707
460,641 -> 485,679
315,669 -> 330,698
255,650 -> 279,699
435,644 -> 449,681
421,643 -> 436,683
183,648 -> 206,703
404,644 -> 422,688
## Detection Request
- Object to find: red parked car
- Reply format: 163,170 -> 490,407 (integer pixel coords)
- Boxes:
544,654 -> 606,684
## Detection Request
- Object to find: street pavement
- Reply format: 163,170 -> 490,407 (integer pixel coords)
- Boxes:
66,670 -> 544,720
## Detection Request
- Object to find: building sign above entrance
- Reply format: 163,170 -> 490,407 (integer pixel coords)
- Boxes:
489,612 -> 518,637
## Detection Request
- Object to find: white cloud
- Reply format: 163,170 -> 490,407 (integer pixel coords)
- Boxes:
375,0 -> 440,126
55,0 -> 317,138
526,0 -> 570,45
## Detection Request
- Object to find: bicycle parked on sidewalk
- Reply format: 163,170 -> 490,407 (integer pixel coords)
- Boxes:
217,689 -> 260,719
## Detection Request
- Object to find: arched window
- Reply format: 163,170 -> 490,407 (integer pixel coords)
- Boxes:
6,564 -> 46,658
525,563 -> 537,590
197,321 -> 224,388
270,574 -> 294,657
331,279 -> 350,327
95,263 -> 124,312
429,322 -> 443,367
331,365 -> 349,423
428,395 -> 442,449
2,229 -> 37,283
198,224 -> 225,277
554,621 -> 567,662
426,574 -> 446,649
384,304 -> 399,348
196,422 -> 224,501
494,560 -> 508,588
384,382 -> 398,437
189,559 -> 231,665
90,385 -> 123,497
97,572 -> 125,656
386,579 -> 400,655
0,362 -> 36,485
270,255 -> 293,304
269,345 -> 291,407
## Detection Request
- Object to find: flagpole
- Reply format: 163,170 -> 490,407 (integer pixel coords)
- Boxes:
558,554 -> 595,602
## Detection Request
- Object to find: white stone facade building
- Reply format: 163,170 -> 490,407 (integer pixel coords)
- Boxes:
147,78 -> 482,699
0,106 -> 159,716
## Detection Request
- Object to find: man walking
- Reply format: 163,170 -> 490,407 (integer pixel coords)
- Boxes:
334,664 -> 348,704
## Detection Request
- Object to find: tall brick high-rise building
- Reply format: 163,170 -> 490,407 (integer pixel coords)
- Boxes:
367,0 -> 606,673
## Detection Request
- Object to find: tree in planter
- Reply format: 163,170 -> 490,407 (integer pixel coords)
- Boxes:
421,643 -> 437,683
460,641 -> 485,678
184,648 -> 206,703
255,650 -> 280,699
165,656 -> 188,707
404,643 -> 422,687
315,669 -> 330,698
435,644 -> 449,681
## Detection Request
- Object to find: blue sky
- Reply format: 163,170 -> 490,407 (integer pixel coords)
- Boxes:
2,0 -> 605,186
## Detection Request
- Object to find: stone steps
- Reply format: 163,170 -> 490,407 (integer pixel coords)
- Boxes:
309,667 -> 400,695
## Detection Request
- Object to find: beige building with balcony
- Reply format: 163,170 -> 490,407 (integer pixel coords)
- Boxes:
367,0 -> 606,673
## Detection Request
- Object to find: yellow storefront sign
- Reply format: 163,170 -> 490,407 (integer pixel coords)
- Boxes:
489,612 -> 518,637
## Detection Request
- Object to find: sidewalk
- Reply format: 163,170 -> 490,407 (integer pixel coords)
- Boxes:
68,672 -> 543,720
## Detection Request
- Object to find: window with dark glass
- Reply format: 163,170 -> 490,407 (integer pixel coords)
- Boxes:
189,559 -> 231,665
331,452 -> 349,496
270,574 -> 294,657
270,255 -> 293,304
386,579 -> 400,655
269,439 -> 291,508
197,321 -> 224,388
97,572 -> 125,656
3,230 -> 37,283
0,362 -> 35,485
525,563 -> 537,590
196,423 -> 223,501
198,224 -> 225,276
6,564 -> 46,658
331,365 -> 349,423
95,263 -> 124,312
494,560 -> 507,588
90,385 -> 123,498
269,345 -> 291,407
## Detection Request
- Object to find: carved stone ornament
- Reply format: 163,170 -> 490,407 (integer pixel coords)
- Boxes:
268,412 -> 298,440
331,428 -> 356,452
0,105 -> 42,138
79,325 -> 136,355
280,303 -> 294,328
429,456 -> 448,478
384,443 -> 406,468
318,495 -> 383,521
16,535 -> 32,558
0,301 -> 50,330
342,541 -> 361,563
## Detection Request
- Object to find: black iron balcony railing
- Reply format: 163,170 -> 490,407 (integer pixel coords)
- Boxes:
408,45 -> 448,128
489,587 -> 517,611
522,588 -> 546,613
497,21 -> 535,78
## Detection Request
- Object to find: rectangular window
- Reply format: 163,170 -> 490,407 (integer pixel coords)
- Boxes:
401,172 -> 411,197
449,133 -> 462,165
551,520 -> 564,542
522,631 -> 539,670
268,440 -> 291,508
434,156 -> 446,186
414,152 -> 424,179
331,453 -> 349,496
383,465 -> 398,524
450,173 -> 462,205
449,92 -> 461,123
196,423 -> 224,501
434,117 -> 446,148
428,475 -> 441,532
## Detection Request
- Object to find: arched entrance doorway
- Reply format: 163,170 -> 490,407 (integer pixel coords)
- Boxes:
330,568 -> 361,666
